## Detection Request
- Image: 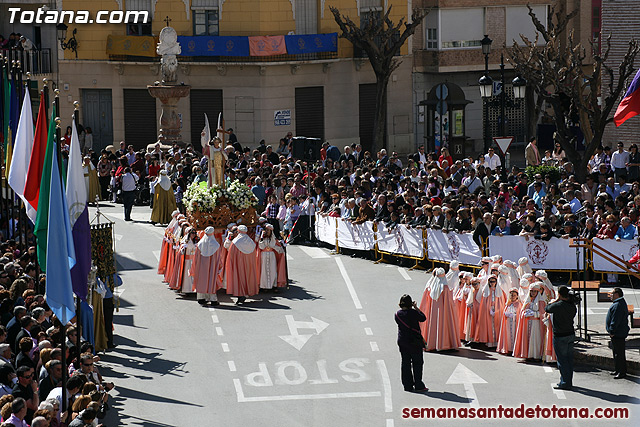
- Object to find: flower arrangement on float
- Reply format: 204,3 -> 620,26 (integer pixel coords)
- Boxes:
183,181 -> 259,229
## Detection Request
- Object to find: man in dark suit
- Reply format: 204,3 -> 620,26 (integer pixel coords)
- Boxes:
606,287 -> 630,379
473,212 -> 493,248
430,206 -> 445,229
6,306 -> 27,353
374,194 -> 390,222
14,317 -> 35,353
338,146 -> 356,164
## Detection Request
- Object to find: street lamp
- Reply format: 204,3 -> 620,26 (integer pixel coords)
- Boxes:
480,35 -> 493,152
56,23 -> 78,58
478,53 -> 527,166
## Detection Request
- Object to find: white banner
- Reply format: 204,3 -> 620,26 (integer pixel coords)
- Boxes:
336,219 -> 376,251
314,215 -> 336,245
488,236 -> 584,270
592,238 -> 639,273
426,230 -> 483,266
376,224 -> 424,258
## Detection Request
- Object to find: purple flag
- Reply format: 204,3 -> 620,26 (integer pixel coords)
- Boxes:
70,207 -> 91,300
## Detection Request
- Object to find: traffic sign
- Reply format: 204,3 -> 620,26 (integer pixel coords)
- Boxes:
493,136 -> 514,155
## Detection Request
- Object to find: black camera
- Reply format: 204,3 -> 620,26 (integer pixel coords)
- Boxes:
567,289 -> 582,305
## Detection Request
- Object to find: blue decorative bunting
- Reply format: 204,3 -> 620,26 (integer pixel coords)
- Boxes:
284,33 -> 338,55
178,36 -> 250,56
177,33 -> 338,57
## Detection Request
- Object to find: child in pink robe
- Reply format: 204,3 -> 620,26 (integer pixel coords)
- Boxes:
497,288 -> 522,354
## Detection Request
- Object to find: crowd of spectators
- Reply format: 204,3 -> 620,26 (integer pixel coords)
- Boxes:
0,244 -> 112,426
79,131 -> 640,267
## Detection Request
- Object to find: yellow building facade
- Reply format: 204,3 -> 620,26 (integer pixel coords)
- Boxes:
38,0 -> 414,152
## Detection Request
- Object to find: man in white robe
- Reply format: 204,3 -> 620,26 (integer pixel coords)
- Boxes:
258,224 -> 284,290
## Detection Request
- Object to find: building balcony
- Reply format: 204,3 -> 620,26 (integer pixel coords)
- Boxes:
106,34 -> 338,64
1,47 -> 52,75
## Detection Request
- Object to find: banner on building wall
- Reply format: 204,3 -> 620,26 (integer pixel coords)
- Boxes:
285,33 -> 338,54
178,36 -> 250,56
426,229 -> 482,266
592,238 -> 639,273
376,224 -> 424,258
248,36 -> 287,56
336,219 -> 375,251
488,235 -> 584,270
315,214 -> 336,246
106,35 -> 157,57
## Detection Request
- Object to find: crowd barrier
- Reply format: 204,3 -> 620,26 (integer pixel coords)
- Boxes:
313,215 -> 637,274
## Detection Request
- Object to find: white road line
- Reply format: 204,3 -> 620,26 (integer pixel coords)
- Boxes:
208,307 -> 216,312
370,342 -> 379,352
287,253 -> 294,261
397,267 -> 412,281
359,314 -> 367,322
216,327 -> 224,336
377,360 -> 393,413
551,383 -> 566,399
299,246 -> 330,259
152,250 -> 160,261
228,361 -> 237,372
386,420 -> 394,427
543,366 -> 553,373
211,315 -> 219,323
221,343 -> 230,353
335,258 -> 363,309
364,327 -> 373,335
233,379 -> 380,403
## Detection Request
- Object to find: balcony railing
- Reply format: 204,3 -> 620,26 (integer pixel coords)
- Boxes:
1,48 -> 52,75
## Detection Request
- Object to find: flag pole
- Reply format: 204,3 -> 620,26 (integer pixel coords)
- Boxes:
55,115 -> 69,415
72,102 -> 82,366
0,56 -> 7,244
54,89 -> 62,177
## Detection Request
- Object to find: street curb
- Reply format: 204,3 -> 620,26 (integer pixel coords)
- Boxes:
574,348 -> 640,375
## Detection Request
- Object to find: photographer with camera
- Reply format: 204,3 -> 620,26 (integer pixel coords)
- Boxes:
544,286 -> 577,390
395,294 -> 427,393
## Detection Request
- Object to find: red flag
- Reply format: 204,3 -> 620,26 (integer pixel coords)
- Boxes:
24,91 -> 47,218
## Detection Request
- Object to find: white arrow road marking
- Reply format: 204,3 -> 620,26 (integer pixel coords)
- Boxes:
279,315 -> 329,350
551,383 -> 567,399
287,253 -> 294,261
446,363 -> 487,408
115,234 -> 123,241
543,366 -> 553,373
152,250 -> 160,261
397,267 -> 412,281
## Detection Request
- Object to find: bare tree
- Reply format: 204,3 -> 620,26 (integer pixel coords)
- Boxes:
509,5 -> 639,181
330,6 -> 427,152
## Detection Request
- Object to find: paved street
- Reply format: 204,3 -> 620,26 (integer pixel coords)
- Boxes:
95,203 -> 639,427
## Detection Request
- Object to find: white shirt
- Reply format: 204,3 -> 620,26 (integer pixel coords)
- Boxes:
484,153 -> 501,170
611,150 -> 630,169
462,175 -> 482,193
569,197 -> 582,214
121,172 -> 138,191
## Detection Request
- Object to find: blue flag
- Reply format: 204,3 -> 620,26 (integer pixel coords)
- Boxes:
46,144 -> 77,324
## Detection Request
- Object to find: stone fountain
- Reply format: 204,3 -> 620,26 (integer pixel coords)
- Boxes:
147,23 -> 190,146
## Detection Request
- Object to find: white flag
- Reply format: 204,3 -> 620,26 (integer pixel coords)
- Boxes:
8,89 -> 36,222
201,113 -> 210,149
216,112 -> 224,142
66,117 -> 87,226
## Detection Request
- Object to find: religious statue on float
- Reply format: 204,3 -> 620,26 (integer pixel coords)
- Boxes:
201,113 -> 230,188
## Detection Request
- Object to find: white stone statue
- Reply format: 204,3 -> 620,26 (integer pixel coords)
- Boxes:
157,26 -> 181,83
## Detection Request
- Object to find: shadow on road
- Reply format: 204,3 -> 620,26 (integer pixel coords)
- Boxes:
570,386 -> 640,403
420,390 -> 469,403
439,348 -> 498,361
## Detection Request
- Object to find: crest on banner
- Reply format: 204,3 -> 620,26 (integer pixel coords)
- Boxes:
447,233 -> 460,259
527,239 -> 549,265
